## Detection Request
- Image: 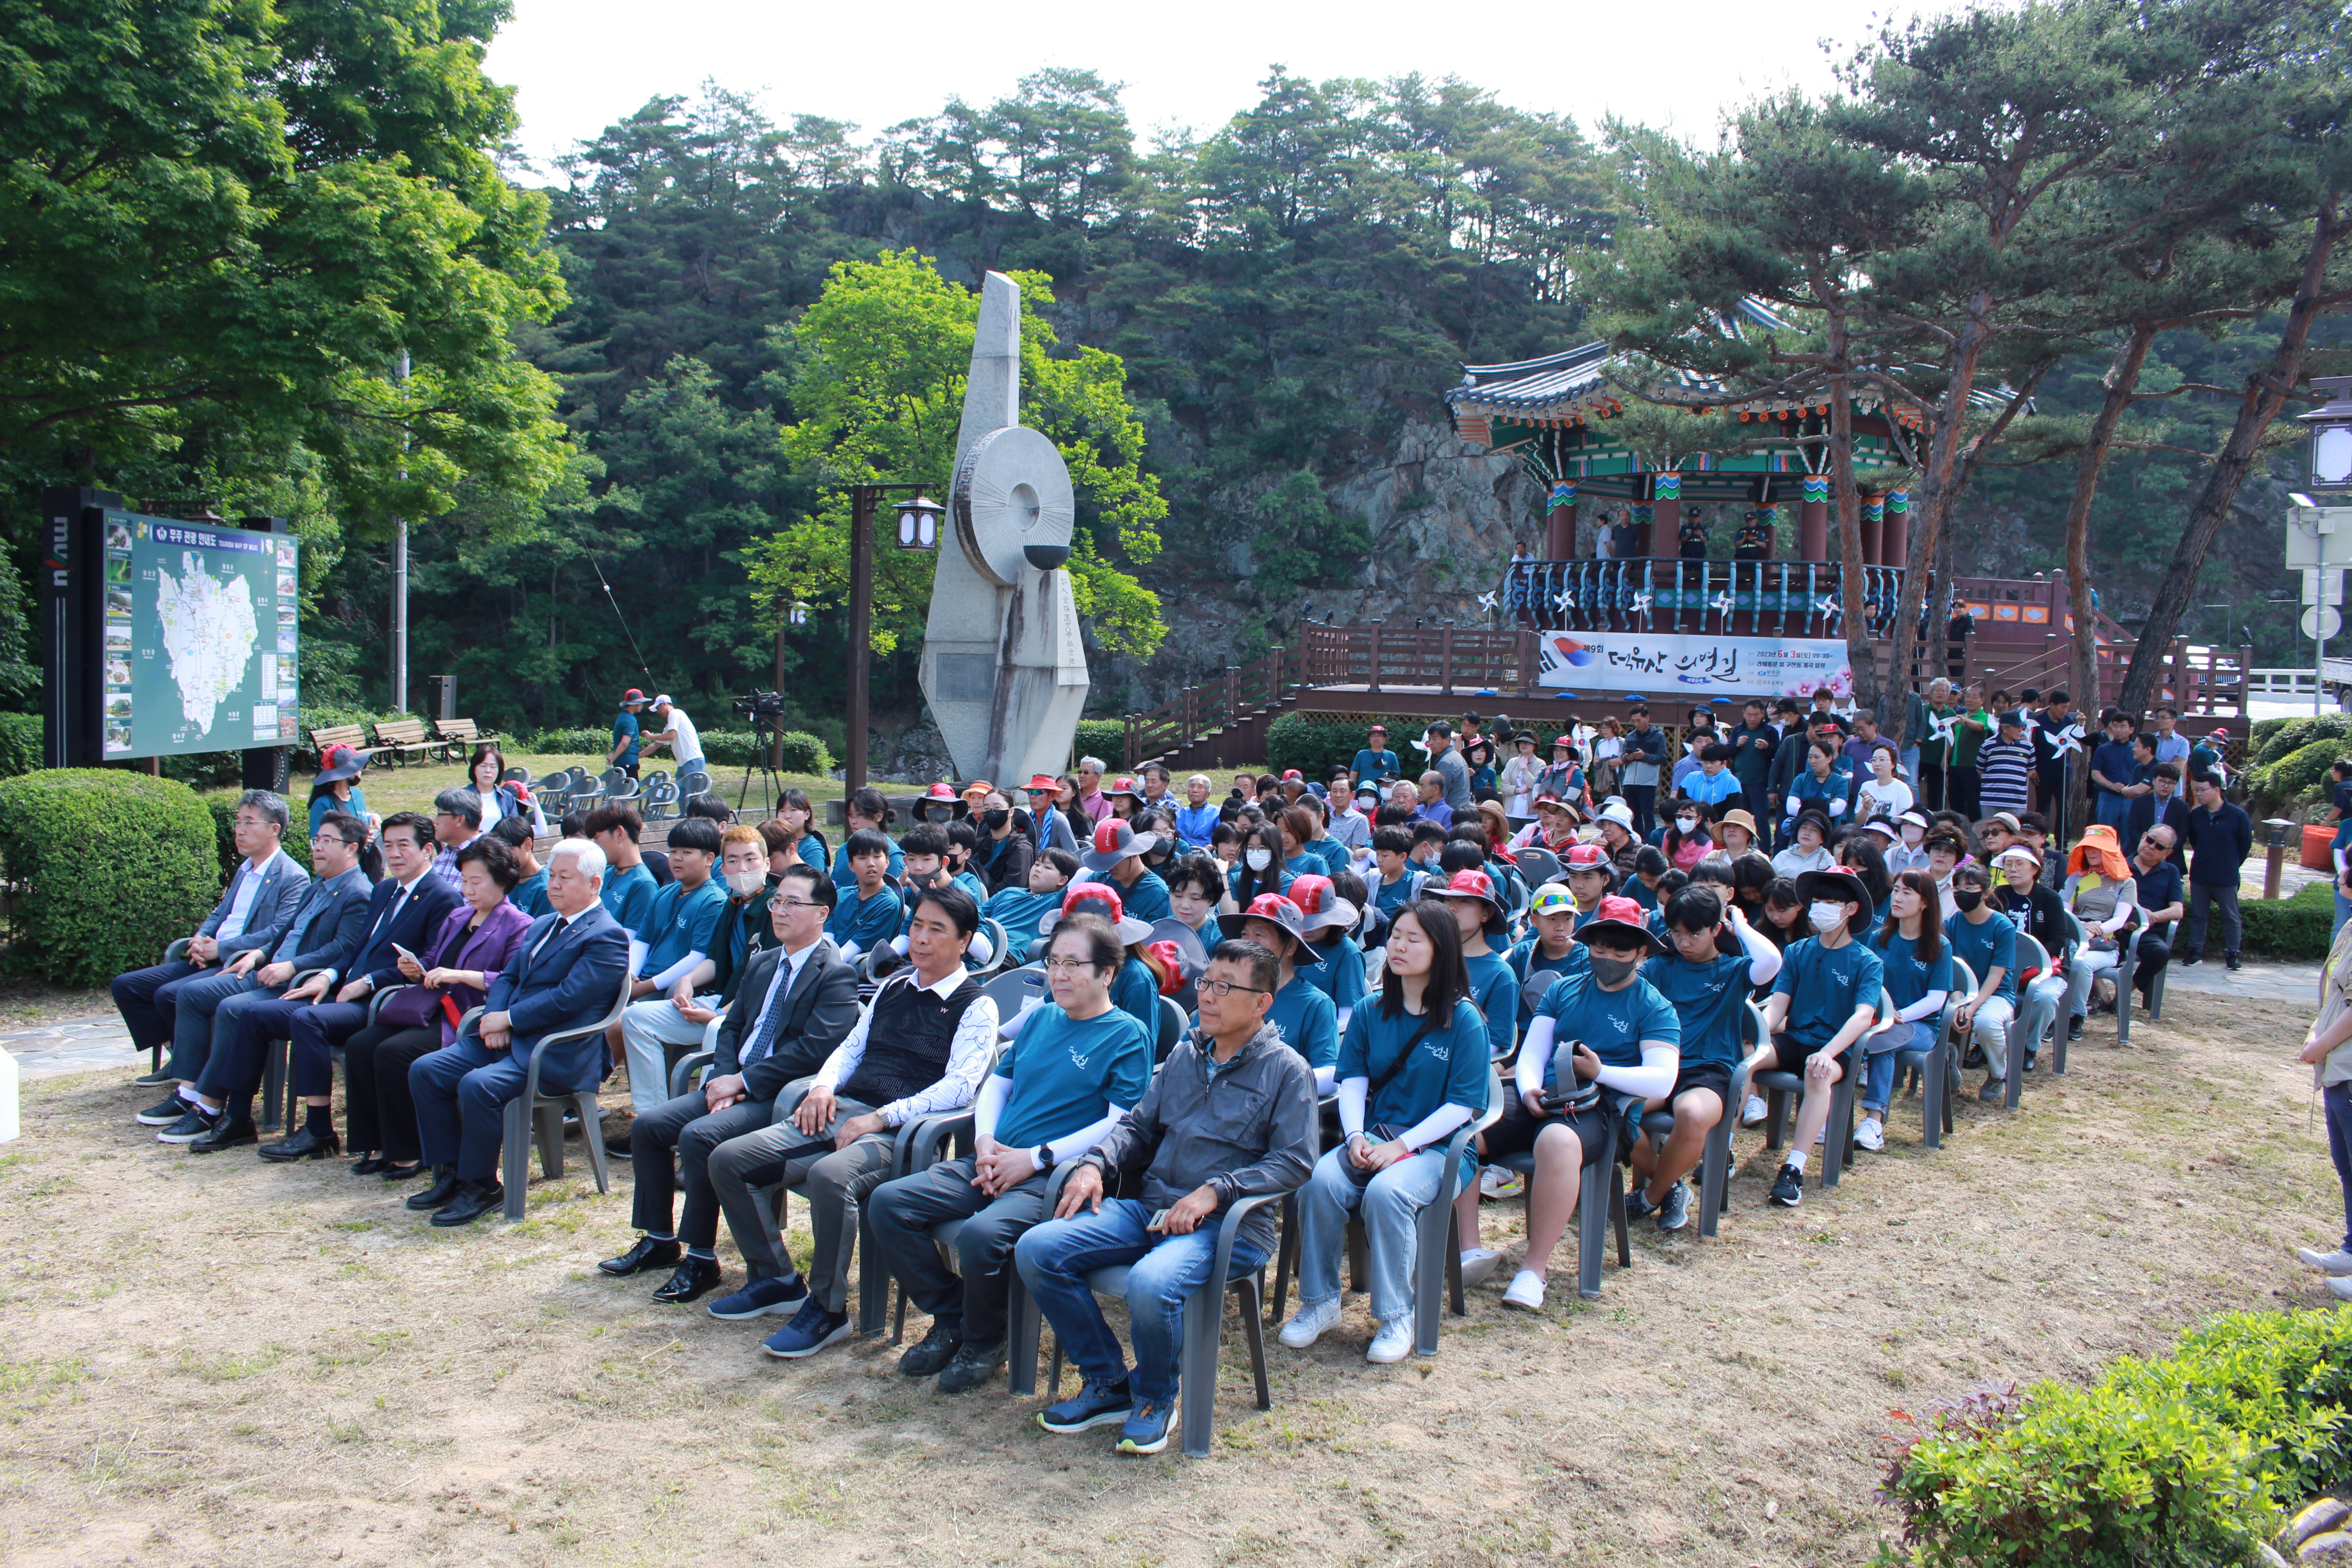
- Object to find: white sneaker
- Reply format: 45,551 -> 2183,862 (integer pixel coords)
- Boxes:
2331,1278 -> 2352,1304
1741,1094 -> 1768,1126
1477,1165 -> 1524,1198
1501,1270 -> 1546,1311
2299,1247 -> 2352,1277
1278,1298 -> 1342,1349
1853,1116 -> 1885,1152
1459,1248 -> 1503,1288
1365,1320 -> 1413,1363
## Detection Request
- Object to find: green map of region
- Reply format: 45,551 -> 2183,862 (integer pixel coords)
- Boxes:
101,512 -> 299,760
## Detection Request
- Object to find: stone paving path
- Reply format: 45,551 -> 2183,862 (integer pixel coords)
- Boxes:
4,1016 -> 138,1081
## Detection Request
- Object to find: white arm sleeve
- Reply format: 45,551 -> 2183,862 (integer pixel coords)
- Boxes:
1516,1015 -> 1557,1100
648,949 -> 707,992
1313,1062 -> 1338,1095
1738,919 -> 1782,987
1895,989 -> 1947,1024
973,1070 -> 1010,1143
1337,1076 -> 1368,1139
1042,1104 -> 1128,1166
1590,1041 -> 1677,1100
1393,1102 -> 1474,1152
1824,795 -> 1846,817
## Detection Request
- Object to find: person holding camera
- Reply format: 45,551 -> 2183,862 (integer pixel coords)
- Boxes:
1278,901 -> 1493,1364
1480,897 -> 1679,1310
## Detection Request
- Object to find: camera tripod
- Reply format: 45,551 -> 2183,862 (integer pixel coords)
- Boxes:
733,715 -> 794,819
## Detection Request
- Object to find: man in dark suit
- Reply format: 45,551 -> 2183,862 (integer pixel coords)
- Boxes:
598,863 -> 861,1302
147,811 -> 377,1147
188,812 -> 458,1152
120,790 -> 308,1108
2121,760 -> 2191,866
406,838 -> 632,1225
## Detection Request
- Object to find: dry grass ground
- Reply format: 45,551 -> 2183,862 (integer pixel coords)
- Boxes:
0,983 -> 2333,1568
200,752 -> 843,827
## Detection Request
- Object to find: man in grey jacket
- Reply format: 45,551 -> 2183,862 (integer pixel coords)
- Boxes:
1427,720 -> 1475,815
1014,936 -> 1318,1455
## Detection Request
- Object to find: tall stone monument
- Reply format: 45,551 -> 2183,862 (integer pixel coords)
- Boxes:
918,272 -> 1089,784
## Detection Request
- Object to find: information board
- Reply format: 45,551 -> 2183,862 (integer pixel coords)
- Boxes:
98,511 -> 298,759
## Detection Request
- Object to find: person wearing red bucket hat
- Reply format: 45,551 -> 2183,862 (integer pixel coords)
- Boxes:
1287,873 -> 1365,1023
1220,892 -> 1340,1089
1754,867 -> 1883,1209
1471,894 -> 1677,1310
1039,882 -> 1163,1036
1430,869 -> 1515,1062
609,688 -> 650,779
1075,818 -> 1171,924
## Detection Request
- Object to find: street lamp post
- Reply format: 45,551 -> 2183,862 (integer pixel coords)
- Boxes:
843,484 -> 943,791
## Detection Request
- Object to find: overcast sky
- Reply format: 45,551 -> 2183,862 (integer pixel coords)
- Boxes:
485,0 -> 1960,174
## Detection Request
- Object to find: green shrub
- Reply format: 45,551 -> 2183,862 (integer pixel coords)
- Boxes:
1072,719 -> 1126,771
2253,714 -> 2352,769
2111,1309 -> 2352,1501
2242,879 -> 2333,960
0,770 -> 220,986
700,729 -> 833,775
517,726 -> 613,759
206,794 -> 311,882
1265,711 -> 1498,783
0,714 -> 40,779
2249,738 -> 2348,817
1879,1380 -> 2270,1568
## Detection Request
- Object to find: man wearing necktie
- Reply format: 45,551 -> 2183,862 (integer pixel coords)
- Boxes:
598,864 -> 860,1303
405,838 -> 632,1226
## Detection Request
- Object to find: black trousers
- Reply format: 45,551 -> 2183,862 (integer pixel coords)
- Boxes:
2132,934 -> 2171,997
344,1021 -> 442,1162
1624,783 -> 1657,840
1946,764 -> 1980,822
627,1090 -> 777,1251
869,1156 -> 1052,1348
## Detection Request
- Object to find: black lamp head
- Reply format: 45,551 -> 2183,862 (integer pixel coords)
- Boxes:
1023,543 -> 1071,571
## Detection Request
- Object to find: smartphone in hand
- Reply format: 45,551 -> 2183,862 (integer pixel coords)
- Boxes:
1144,1208 -> 1171,1232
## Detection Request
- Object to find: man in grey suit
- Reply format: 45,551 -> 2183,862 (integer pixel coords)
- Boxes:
406,838 -> 632,1227
119,790 -> 309,1118
147,811 -> 378,1148
599,863 -> 861,1303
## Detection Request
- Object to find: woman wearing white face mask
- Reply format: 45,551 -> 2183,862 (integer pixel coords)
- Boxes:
1753,867 -> 1884,1209
1228,820 -> 1290,909
1661,803 -> 1715,872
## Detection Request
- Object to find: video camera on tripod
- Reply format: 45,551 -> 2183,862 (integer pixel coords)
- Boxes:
732,689 -> 790,727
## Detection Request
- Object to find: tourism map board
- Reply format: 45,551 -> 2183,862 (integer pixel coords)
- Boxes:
1535,628 -> 1854,701
96,511 -> 299,759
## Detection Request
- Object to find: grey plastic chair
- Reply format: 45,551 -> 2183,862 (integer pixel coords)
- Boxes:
1156,994 -> 1186,1061
980,965 -> 1048,1018
1698,1000 -> 1774,1237
2006,932 -> 2053,1108
1514,847 -> 1563,891
1891,957 -> 1971,1152
455,965 -> 635,1220
2116,925 -> 2168,1046
1040,1191 -> 1282,1458
1754,988 -> 1900,1189
967,917 -> 1011,979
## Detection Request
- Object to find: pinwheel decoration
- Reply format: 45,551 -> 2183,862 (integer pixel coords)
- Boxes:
1710,590 -> 1736,615
2045,721 -> 2087,757
1628,590 -> 1655,617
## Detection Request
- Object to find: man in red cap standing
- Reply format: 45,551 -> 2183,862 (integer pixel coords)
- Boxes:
609,689 -> 649,779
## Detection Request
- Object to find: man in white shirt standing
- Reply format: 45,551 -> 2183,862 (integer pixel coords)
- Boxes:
647,694 -> 705,779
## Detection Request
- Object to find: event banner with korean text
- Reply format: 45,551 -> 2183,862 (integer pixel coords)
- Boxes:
98,511 -> 299,760
1534,629 -> 1852,701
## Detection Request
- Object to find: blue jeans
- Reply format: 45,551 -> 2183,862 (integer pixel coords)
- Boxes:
1015,1198 -> 1270,1405
1862,1020 -> 1939,1114
1294,1144 -> 1450,1329
2096,793 -> 2132,830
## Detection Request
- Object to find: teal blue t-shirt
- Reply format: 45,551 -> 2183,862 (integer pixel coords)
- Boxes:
1770,936 -> 1885,1047
794,832 -> 827,872
992,1004 -> 1154,1152
611,710 -> 641,766
1941,911 -> 2017,1005
1111,868 -> 1171,924
1299,932 -> 1365,1013
1373,868 -> 1422,916
824,883 -> 902,951
1265,971 -> 1340,1068
1336,1001 -> 1490,1135
1869,929 -> 1955,1014
600,862 -> 659,936
1639,951 -> 1750,1068
1533,970 -> 1681,1081
1463,949 -> 1517,1058
831,837 -> 905,888
641,877 -> 726,979
1111,954 -> 1161,1037
512,870 -> 551,919
1283,852 -> 1323,879
950,869 -> 990,910
983,886 -> 1060,965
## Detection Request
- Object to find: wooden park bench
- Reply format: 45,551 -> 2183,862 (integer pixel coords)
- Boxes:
305,723 -> 367,764
368,717 -> 437,767
431,715 -> 497,761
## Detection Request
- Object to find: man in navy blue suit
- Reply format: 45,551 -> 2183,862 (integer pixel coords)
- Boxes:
192,813 -> 458,1153
407,838 -> 632,1226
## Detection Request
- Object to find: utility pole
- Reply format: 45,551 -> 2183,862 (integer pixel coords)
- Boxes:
391,350 -> 410,712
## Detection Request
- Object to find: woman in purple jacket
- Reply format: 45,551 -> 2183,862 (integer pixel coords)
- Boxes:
342,838 -> 535,1180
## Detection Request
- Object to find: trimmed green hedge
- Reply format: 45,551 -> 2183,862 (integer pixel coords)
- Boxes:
206,795 -> 311,882
0,770 -> 220,986
699,729 -> 832,774
2253,713 -> 2352,769
2247,738 -> 2345,818
516,726 -> 611,758
2242,879 -> 2333,960
1880,1308 -> 2352,1566
0,714 -> 39,779
1073,719 -> 1125,771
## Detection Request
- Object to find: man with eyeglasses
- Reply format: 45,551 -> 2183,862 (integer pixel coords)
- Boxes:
599,862 -> 862,1305
1019,936 -> 1318,1455
1021,772 -> 1080,857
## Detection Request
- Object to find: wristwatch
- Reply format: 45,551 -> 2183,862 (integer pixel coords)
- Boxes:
1035,1144 -> 1056,1172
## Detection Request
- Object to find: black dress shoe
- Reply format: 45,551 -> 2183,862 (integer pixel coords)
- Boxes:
259,1126 -> 342,1162
429,1178 -> 505,1227
599,1236 -> 683,1277
651,1255 -> 723,1304
898,1320 -> 965,1378
132,1067 -> 176,1088
406,1166 -> 462,1211
379,1161 -> 424,1182
350,1155 -> 387,1176
603,1134 -> 636,1160
187,1120 -> 259,1154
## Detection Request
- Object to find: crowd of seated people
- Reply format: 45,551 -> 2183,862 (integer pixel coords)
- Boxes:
108,703 -> 2238,1449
